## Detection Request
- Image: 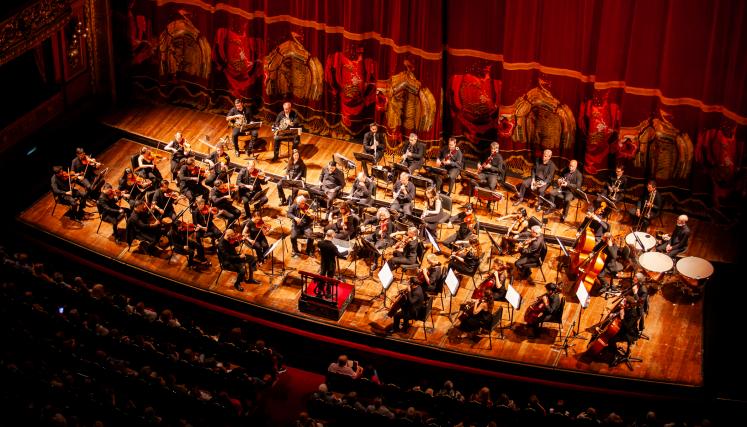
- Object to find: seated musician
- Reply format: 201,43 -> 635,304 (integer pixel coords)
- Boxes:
483,259 -> 511,301
271,101 -> 301,162
434,137 -> 463,195
596,232 -> 624,294
525,283 -> 562,338
177,158 -> 208,202
51,165 -> 88,220
390,171 -> 416,215
607,295 -> 644,363
136,148 -> 163,186
363,207 -> 394,271
205,145 -> 231,187
97,183 -> 130,240
443,203 -> 476,250
515,225 -> 545,279
400,132 -> 425,174
217,229 -> 259,292
70,148 -> 100,193
288,195 -> 315,258
547,159 -> 583,222
226,98 -> 258,157
514,149 -> 557,208
191,197 -> 222,246
387,278 -> 426,333
594,163 -> 627,211
385,227 -> 420,271
317,230 -> 348,294
471,141 -> 505,196
163,131 -> 193,179
418,254 -> 444,293
127,200 -> 165,254
361,122 -> 386,176
236,159 -> 268,218
577,204 -> 609,243
324,201 -> 359,240
498,207 -> 529,255
655,214 -> 690,258
148,179 -> 178,221
456,293 -> 495,340
319,160 -> 346,210
348,172 -> 373,207
447,235 -> 481,277
277,149 -> 306,206
628,180 -> 662,231
118,167 -> 150,201
168,220 -> 210,269
241,210 -> 271,264
209,179 -> 242,224
421,187 -> 445,237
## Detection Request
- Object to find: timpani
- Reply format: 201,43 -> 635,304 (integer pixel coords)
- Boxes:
675,256 -> 714,293
638,252 -> 674,282
625,231 -> 657,252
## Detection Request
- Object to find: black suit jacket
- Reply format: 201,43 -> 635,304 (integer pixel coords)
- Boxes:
438,146 -> 464,170
402,142 -> 425,161
318,239 -> 346,273
532,160 -> 557,183
363,131 -> 386,154
557,167 -> 583,191
273,110 -> 300,129
669,224 -> 690,252
636,190 -> 662,217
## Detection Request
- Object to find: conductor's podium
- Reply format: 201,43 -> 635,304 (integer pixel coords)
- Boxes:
298,270 -> 355,320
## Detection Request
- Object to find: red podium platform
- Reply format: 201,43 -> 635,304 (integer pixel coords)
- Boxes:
298,271 -> 355,320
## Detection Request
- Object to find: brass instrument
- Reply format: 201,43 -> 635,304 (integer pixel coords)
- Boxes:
273,116 -> 293,133
641,190 -> 656,219
228,114 -> 247,129
530,178 -> 546,191
609,177 -> 622,199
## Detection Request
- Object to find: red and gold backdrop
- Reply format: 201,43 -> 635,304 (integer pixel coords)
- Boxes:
118,0 -> 747,213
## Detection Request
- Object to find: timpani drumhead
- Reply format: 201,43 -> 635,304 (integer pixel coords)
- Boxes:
676,256 -> 714,285
625,231 -> 656,251
638,252 -> 674,273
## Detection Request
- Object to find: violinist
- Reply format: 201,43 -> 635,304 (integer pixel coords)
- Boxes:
386,278 -> 425,333
400,132 -> 425,174
209,179 -> 241,223
177,158 -> 208,202
191,197 -> 222,246
418,253 -> 444,293
205,145 -> 231,187
318,229 -> 348,284
547,159 -> 583,222
271,101 -> 301,162
325,202 -> 359,240
241,210 -> 270,264
628,180 -> 661,231
97,183 -> 130,240
347,171 -> 373,207
320,160 -> 346,210
217,229 -> 259,292
390,171 -> 416,215
136,148 -> 164,186
70,148 -> 100,192
164,131 -> 193,179
288,195 -> 315,258
456,293 -> 494,340
118,167 -> 147,201
443,203 -> 476,250
385,227 -> 420,271
470,141 -> 505,197
434,137 -> 463,195
148,180 -> 178,221
51,166 -> 87,220
514,149 -> 556,208
276,149 -> 307,206
447,235 -> 481,277
127,200 -> 165,255
361,122 -> 386,176
226,98 -> 258,157
596,232 -> 624,294
236,159 -> 268,218
594,164 -> 627,211
421,187 -> 445,237
525,283 -> 562,338
168,219 -> 210,269
515,225 -> 545,279
654,214 -> 690,259
363,207 -> 394,271
498,207 -> 529,255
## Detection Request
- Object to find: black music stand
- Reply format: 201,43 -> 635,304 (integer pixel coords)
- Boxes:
404,213 -> 426,232
249,186 -> 269,208
474,187 -> 505,218
265,219 -> 294,287
554,235 -> 571,283
391,162 -> 410,178
353,152 -> 377,177
370,165 -> 391,199
409,175 -> 433,199
568,187 -> 589,223
599,194 -> 618,212
538,195 -> 555,222
500,181 -> 518,215
423,165 -> 448,191
274,128 -> 301,160
333,153 -> 356,175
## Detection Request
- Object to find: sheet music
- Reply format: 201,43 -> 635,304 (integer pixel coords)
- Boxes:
554,236 -> 570,257
505,283 -> 521,310
445,268 -> 459,296
576,282 -> 590,308
264,237 -> 283,258
425,229 -> 440,253
378,262 -> 394,290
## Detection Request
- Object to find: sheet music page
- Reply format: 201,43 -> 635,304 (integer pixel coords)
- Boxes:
425,229 -> 440,253
264,237 -> 283,258
378,262 -> 394,290
505,283 -> 522,310
445,268 -> 460,296
575,282 -> 590,308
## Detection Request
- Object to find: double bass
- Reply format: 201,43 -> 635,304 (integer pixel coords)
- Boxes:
575,242 -> 607,294
570,202 -> 606,275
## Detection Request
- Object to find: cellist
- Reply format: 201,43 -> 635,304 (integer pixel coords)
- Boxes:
525,282 -> 562,338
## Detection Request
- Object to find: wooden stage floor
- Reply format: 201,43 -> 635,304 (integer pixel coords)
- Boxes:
18,103 -> 717,388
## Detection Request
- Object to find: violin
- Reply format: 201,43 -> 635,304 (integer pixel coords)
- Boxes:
177,221 -> 197,232
60,170 -> 84,181
252,216 -> 271,234
464,212 -> 476,229
126,174 -> 152,189
250,169 -> 266,180
199,205 -> 219,216
80,155 -> 101,167
144,150 -> 167,162
218,182 -> 239,193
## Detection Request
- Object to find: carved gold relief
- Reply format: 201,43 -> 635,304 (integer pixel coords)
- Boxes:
158,10 -> 211,80
513,77 -> 576,155
263,32 -> 323,101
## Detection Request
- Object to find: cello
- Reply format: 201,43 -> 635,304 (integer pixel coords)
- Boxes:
586,314 -> 621,356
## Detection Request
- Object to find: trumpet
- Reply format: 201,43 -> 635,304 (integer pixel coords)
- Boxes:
609,178 -> 622,199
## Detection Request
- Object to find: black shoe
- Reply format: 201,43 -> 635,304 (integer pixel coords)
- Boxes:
234,284 -> 245,292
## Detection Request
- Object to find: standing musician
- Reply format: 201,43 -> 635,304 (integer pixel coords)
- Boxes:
177,158 -> 208,202
51,166 -> 88,220
418,253 -> 444,293
525,282 -> 562,338
447,235 -> 482,277
209,179 -> 242,224
387,278 -> 426,333
205,145 -> 231,187
629,272 -> 649,333
271,101 -> 301,162
471,141 -> 505,195
164,131 -> 193,179
70,148 -> 101,192
361,122 -> 386,176
325,201 -> 359,240
191,197 -> 222,246
400,132 -> 425,174
277,149 -> 307,206
514,149 -> 557,207
288,195 -> 315,258
385,227 -> 420,271
597,232 -> 624,294
497,207 -> 529,255
319,160 -> 346,210
241,210 -> 271,264
226,98 -> 258,157
390,171 -> 416,215
655,214 -> 690,258
455,293 -> 494,340
127,200 -> 166,255
363,207 -> 394,271
515,225 -> 545,279
236,159 -> 268,218
318,229 -> 348,286
347,172 -> 373,207
169,220 -> 210,269
148,179 -> 178,221
136,148 -> 164,186
421,187 -> 444,237
548,159 -> 583,222
434,137 -> 463,195
443,203 -> 477,250
97,183 -> 130,240
595,164 -> 627,211
628,180 -> 662,231
217,229 -> 259,292
118,167 -> 149,201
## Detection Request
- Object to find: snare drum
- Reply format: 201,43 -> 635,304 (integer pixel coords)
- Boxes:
625,231 -> 656,252
638,252 -> 674,282
676,256 -> 714,288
